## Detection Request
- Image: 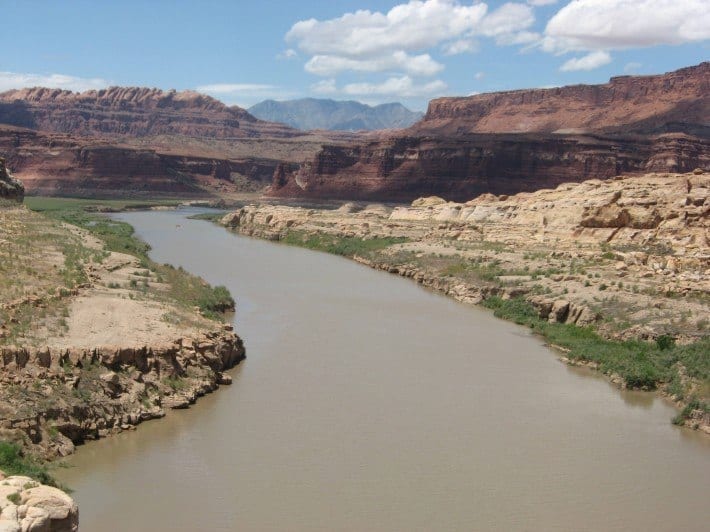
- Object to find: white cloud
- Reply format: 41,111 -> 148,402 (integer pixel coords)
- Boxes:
305,51 -> 443,76
286,1 -> 489,59
527,0 -> 557,5
475,71 -> 486,80
311,79 -> 337,94
0,71 -> 109,92
287,1 -> 537,81
341,76 -> 447,97
480,2 -> 535,40
544,0 -> 710,53
559,51 -> 612,71
443,39 -> 478,55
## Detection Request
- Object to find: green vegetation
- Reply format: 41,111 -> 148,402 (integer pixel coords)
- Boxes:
483,297 -> 709,416
187,211 -> 228,222
30,206 -> 234,322
281,231 -> 408,258
0,441 -> 57,487
24,196 -> 182,212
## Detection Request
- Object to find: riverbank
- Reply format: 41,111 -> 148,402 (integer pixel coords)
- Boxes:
219,170 -> 709,433
0,202 -> 245,466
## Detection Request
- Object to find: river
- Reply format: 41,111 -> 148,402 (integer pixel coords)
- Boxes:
55,208 -> 710,531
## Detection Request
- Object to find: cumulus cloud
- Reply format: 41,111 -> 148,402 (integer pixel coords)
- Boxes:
287,1 -> 537,79
559,50 -> 612,71
0,71 -> 109,92
341,76 -> 448,97
305,51 -> 443,77
527,0 -> 557,5
544,0 -> 710,53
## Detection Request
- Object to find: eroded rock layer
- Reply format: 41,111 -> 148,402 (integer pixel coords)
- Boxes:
0,86 -> 297,139
269,63 -> 709,201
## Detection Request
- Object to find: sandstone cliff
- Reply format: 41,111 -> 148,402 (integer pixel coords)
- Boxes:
269,63 -> 709,201
0,471 -> 78,531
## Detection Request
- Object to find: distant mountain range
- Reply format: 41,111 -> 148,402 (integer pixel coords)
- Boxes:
248,98 -> 423,131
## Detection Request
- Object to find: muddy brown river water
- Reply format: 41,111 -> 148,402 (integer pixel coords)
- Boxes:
55,208 -> 709,531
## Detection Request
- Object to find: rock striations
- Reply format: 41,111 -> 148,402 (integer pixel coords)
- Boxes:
269,63 -> 709,201
0,87 -> 297,139
417,62 -> 709,136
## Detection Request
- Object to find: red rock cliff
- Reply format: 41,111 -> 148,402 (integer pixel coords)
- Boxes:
417,62 -> 709,135
270,63 -> 709,201
0,86 -> 300,139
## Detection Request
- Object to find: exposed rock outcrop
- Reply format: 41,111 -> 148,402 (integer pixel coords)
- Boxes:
417,62 -> 709,136
269,63 -> 709,201
269,132 -> 708,201
0,471 -> 78,532
0,158 -> 23,202
0,328 -> 244,459
0,126 -> 281,197
0,87 -> 298,140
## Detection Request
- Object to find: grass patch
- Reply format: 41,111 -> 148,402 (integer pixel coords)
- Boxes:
281,231 -> 407,258
0,441 -> 58,487
36,208 -> 234,321
482,296 -> 710,399
187,212 -> 228,222
24,196 -> 181,213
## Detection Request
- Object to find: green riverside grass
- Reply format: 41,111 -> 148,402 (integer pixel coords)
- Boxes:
270,226 -> 708,427
281,231 -> 408,258
0,441 -> 58,487
483,296 -> 709,422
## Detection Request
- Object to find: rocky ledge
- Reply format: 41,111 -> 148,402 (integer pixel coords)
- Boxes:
0,327 -> 244,459
0,471 -> 78,532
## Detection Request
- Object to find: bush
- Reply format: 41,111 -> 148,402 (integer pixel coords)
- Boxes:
0,441 -> 57,487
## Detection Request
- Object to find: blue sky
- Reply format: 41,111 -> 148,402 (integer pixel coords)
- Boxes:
1,1 -> 707,111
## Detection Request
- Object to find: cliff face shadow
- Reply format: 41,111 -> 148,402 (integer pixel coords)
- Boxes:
0,101 -> 37,129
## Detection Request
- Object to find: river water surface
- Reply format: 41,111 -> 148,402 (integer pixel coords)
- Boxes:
56,208 -> 709,531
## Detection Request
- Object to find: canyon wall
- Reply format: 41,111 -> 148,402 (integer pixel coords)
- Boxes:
0,126 -> 279,196
0,86 -> 299,139
270,132 -> 708,202
269,63 -> 709,202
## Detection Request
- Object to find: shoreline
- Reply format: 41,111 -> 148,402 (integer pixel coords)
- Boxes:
1,203 -> 246,466
217,171 -> 709,435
